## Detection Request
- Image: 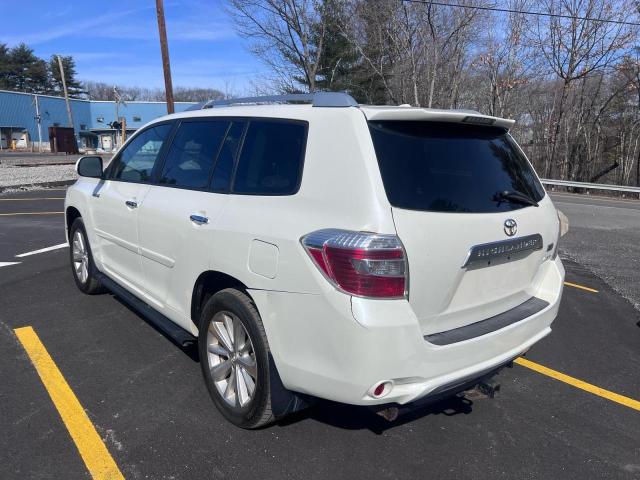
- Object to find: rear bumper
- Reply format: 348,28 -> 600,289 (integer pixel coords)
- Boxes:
250,257 -> 564,406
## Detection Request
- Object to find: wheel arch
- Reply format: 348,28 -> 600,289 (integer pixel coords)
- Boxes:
191,270 -> 252,325
192,271 -> 312,420
65,206 -> 82,240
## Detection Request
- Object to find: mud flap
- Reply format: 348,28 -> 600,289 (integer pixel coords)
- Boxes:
268,354 -> 314,418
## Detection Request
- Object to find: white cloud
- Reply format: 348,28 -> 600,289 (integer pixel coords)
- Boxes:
4,2 -> 236,45
3,7 -> 153,46
90,17 -> 235,42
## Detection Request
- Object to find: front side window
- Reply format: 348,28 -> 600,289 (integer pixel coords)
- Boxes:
232,120 -> 307,195
159,120 -> 229,189
369,121 -> 545,213
110,124 -> 172,182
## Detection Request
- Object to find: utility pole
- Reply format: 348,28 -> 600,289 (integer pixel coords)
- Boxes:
56,55 -> 75,128
114,86 -> 121,149
155,0 -> 175,114
33,94 -> 43,153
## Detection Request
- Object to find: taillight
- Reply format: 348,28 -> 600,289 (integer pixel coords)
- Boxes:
301,229 -> 408,299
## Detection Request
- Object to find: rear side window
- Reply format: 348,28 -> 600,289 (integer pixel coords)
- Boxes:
159,120 -> 229,189
232,120 -> 307,195
211,121 -> 245,192
369,121 -> 545,213
110,124 -> 172,182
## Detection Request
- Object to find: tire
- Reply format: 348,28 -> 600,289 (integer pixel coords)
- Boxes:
198,288 -> 275,429
69,218 -> 105,295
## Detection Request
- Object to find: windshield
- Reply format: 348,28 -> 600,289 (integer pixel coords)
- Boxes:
369,121 -> 545,213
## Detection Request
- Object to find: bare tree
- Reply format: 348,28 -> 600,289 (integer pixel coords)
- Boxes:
338,0 -> 484,107
227,0 -> 330,92
474,0 -> 532,118
532,0 -> 637,177
222,0 -> 640,186
83,81 -> 224,102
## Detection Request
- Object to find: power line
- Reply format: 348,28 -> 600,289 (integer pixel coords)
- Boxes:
401,0 -> 640,27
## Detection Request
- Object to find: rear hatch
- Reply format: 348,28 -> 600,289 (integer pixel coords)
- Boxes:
367,116 -> 558,336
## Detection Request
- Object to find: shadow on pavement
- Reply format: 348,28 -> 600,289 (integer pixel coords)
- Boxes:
112,294 -> 200,362
278,394 -> 475,434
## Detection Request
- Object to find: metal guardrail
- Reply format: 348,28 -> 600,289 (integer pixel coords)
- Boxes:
541,179 -> 640,194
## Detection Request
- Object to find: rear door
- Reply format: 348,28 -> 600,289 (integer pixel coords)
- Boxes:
368,120 -> 558,335
136,119 -> 243,325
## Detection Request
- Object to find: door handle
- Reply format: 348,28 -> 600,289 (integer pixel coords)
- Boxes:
125,200 -> 138,209
190,214 -> 209,225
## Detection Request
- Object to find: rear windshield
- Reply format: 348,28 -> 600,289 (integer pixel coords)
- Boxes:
369,121 -> 545,213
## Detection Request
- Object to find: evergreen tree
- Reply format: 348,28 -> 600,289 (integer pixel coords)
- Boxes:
0,43 -> 10,90
48,55 -> 85,97
6,43 -> 49,93
312,1 -> 358,92
287,0 -> 388,103
0,43 -> 84,96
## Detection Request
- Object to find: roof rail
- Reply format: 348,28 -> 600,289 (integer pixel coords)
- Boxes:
196,92 -> 358,109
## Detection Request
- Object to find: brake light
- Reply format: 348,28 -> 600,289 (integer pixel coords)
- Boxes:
301,229 -> 407,298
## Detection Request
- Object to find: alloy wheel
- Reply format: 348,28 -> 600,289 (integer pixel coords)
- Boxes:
206,311 -> 258,408
72,230 -> 89,284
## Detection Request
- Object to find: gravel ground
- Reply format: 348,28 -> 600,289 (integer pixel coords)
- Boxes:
553,193 -> 640,310
0,154 -> 78,166
0,152 -> 113,166
0,153 -> 113,190
0,164 -> 77,188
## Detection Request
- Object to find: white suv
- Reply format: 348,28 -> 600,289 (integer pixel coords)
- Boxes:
65,92 -> 564,428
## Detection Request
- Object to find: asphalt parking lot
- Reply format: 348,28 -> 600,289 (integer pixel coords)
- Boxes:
1,189 -> 639,479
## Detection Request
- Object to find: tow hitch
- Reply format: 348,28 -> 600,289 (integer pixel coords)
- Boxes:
369,362 -> 510,422
476,379 -> 501,398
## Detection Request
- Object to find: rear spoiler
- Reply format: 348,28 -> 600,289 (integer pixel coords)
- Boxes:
360,107 -> 515,130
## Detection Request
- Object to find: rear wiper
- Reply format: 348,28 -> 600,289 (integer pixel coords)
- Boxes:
493,190 -> 539,207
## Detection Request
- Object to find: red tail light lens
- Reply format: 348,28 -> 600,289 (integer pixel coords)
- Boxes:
301,229 -> 407,299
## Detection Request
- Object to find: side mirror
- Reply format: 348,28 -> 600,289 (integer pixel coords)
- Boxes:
76,156 -> 103,178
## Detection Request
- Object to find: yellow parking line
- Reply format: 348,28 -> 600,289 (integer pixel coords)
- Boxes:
14,326 -> 124,480
0,197 -> 64,201
0,211 -> 64,216
564,281 -> 599,293
515,357 -> 640,411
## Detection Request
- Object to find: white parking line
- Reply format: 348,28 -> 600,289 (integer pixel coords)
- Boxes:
0,262 -> 21,268
15,243 -> 69,258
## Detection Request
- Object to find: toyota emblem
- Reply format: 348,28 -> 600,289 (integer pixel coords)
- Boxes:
504,219 -> 517,237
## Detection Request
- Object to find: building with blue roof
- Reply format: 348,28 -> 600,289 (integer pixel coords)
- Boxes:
0,89 -> 197,152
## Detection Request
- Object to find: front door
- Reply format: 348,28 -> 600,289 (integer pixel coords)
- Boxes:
91,122 -> 173,294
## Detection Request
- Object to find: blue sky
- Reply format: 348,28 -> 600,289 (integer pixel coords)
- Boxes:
1,0 -> 266,93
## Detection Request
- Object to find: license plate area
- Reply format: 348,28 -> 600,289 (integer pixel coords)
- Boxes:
462,234 -> 543,269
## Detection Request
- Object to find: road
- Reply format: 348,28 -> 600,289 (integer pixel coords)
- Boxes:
0,189 -> 639,479
551,192 -> 640,310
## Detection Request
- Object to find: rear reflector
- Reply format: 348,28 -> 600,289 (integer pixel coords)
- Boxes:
370,381 -> 393,398
301,229 -> 407,298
